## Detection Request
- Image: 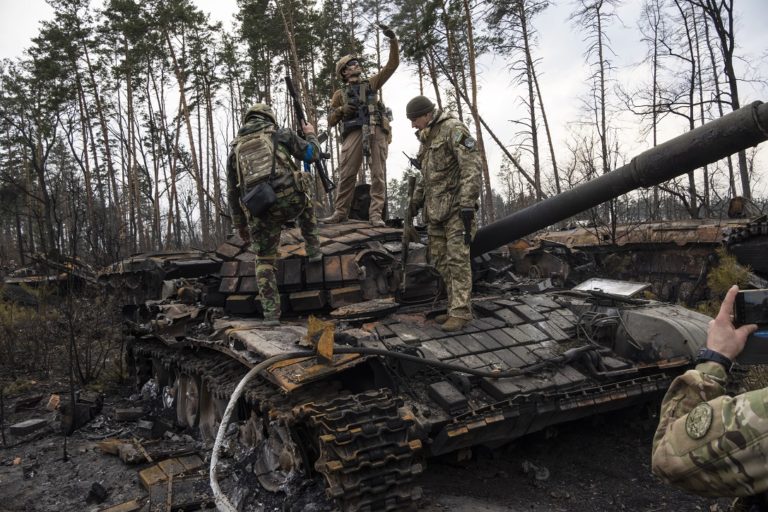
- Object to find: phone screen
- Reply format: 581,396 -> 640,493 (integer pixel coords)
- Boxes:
735,289 -> 768,326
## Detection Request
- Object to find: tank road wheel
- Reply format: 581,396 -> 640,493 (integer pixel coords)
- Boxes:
175,374 -> 200,428
249,418 -> 305,492
198,384 -> 227,445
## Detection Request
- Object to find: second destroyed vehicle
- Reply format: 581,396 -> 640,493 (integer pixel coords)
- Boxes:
124,102 -> 768,511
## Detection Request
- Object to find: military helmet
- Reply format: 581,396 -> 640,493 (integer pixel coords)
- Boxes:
244,103 -> 276,124
335,54 -> 360,80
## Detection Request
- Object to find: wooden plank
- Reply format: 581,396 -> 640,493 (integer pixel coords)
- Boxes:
321,242 -> 352,255
508,345 -> 538,365
388,323 -> 423,345
535,320 -> 570,342
420,340 -> 452,360
454,334 -> 486,354
493,348 -> 528,368
374,324 -> 395,338
511,303 -> 546,322
235,251 -> 256,262
519,294 -> 561,310
486,328 -> 518,348
289,290 -> 326,311
215,242 -> 241,260
472,331 -> 503,351
494,308 -> 524,326
474,349 -> 507,369
514,324 -> 549,343
440,336 -> 469,357
139,465 -> 167,490
100,499 -> 144,512
474,301 -> 501,314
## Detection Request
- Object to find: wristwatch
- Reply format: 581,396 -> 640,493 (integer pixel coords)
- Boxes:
695,348 -> 733,372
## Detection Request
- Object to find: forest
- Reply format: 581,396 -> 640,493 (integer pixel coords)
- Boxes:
0,0 -> 765,269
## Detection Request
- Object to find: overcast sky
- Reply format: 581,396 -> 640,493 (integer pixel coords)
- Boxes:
2,0 -> 766,196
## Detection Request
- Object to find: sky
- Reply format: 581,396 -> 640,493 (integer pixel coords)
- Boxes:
1,0 -> 767,197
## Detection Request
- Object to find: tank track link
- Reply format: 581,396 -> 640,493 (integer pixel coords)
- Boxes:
294,389 -> 424,512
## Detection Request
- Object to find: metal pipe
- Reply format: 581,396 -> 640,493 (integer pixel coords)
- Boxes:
471,101 -> 768,257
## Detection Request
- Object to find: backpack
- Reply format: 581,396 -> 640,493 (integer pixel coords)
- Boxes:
234,126 -> 279,190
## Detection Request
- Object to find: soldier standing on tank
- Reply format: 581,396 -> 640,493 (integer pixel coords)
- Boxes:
652,284 -> 763,511
320,25 -> 399,227
227,103 -> 323,326
405,96 -> 482,332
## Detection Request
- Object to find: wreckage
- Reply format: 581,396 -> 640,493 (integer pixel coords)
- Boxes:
120,101 -> 768,511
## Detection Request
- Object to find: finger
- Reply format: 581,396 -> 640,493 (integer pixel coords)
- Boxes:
717,285 -> 739,321
737,324 -> 760,337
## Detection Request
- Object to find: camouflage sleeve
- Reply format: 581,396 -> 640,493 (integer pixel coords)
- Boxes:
412,170 -> 425,211
226,149 -> 246,228
328,90 -> 345,128
449,123 -> 482,209
651,362 -> 768,497
276,127 -> 321,163
368,37 -> 399,92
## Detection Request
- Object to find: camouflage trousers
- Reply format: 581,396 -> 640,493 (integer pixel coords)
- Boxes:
428,211 -> 477,320
247,174 -> 320,321
332,127 -> 389,220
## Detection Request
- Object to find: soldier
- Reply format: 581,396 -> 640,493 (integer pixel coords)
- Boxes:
652,285 -> 762,510
321,25 -> 399,227
227,103 -> 323,326
406,96 -> 481,332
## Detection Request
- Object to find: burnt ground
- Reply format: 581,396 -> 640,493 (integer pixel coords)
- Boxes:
0,380 -> 731,512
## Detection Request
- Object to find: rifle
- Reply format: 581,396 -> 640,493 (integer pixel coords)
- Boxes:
402,151 -> 421,170
285,75 -> 336,207
401,175 -> 417,292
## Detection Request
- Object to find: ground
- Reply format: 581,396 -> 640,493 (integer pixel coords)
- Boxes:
0,378 -> 731,512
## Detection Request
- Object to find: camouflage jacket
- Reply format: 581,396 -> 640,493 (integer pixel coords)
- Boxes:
227,121 -> 320,228
328,37 -> 399,129
411,110 -> 482,224
651,361 -> 768,497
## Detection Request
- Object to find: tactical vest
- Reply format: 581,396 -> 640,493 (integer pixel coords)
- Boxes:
234,127 -> 295,190
341,80 -> 391,138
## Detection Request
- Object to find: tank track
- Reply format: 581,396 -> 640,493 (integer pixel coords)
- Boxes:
129,340 -> 423,511
294,390 -> 423,512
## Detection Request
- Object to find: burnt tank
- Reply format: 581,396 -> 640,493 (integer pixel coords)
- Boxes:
123,101 -> 768,511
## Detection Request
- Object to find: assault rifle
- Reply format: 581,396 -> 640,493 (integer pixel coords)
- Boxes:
285,75 -> 336,206
402,151 -> 421,170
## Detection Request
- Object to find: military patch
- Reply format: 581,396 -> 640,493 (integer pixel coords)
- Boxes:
462,136 -> 476,150
685,402 -> 714,440
453,129 -> 476,150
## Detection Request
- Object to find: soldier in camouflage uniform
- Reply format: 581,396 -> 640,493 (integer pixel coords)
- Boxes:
652,285 -> 763,510
227,103 -> 323,326
321,25 -> 399,227
406,96 -> 482,332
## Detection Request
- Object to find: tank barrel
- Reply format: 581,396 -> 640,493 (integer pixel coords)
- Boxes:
471,101 -> 768,258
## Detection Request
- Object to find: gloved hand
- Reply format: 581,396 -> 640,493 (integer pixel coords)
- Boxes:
460,208 -> 474,245
380,24 -> 396,39
338,104 -> 355,117
238,225 -> 251,244
460,207 -> 475,223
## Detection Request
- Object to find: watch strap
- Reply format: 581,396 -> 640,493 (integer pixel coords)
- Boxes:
695,348 -> 733,372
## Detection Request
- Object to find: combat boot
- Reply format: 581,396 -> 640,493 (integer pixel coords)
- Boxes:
319,212 -> 347,224
441,317 -> 470,332
433,314 -> 449,324
369,215 -> 386,227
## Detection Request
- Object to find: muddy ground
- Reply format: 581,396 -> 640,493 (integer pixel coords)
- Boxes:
0,380 -> 729,512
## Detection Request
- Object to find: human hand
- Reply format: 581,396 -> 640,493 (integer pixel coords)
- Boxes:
379,23 -> 396,39
338,104 -> 355,117
707,285 -> 759,360
301,121 -> 315,135
238,225 -> 251,244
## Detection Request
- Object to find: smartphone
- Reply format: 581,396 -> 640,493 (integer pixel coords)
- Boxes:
733,289 -> 768,365
734,289 -> 768,326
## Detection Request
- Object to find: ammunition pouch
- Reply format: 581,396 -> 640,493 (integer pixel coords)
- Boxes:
242,181 -> 277,219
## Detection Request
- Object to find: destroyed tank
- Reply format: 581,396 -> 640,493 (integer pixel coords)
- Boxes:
124,101 -> 768,511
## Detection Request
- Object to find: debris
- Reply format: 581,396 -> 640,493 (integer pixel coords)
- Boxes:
9,418 -> 48,437
13,394 -> 44,412
113,408 -> 144,422
45,394 -> 60,411
136,419 -> 154,433
12,457 -> 21,465
147,474 -> 211,512
521,460 -> 550,481
97,438 -> 125,455
87,482 -> 109,504
139,455 -> 204,490
60,391 -> 104,433
99,498 -> 145,512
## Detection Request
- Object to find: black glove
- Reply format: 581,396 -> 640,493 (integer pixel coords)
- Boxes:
380,23 -> 396,39
338,104 -> 355,117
